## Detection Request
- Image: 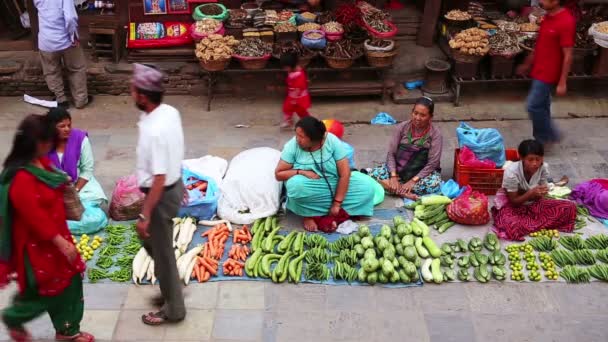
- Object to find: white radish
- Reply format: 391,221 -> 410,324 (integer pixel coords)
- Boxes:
138,255 -> 152,283
146,260 -> 155,282
172,220 -> 181,244
198,219 -> 233,231
184,257 -> 198,285
132,247 -> 148,284
178,245 -> 203,280
172,217 -> 181,225
174,249 -> 181,260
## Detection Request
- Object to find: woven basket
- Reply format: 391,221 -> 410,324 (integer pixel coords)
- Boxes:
199,58 -> 231,72
365,49 -> 398,67
233,54 -> 271,70
322,54 -> 355,69
63,183 -> 84,221
451,48 -> 484,64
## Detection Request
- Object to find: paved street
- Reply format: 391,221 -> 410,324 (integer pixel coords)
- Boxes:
0,94 -> 607,341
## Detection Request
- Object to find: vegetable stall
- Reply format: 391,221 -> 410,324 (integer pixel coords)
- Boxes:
437,2 -> 608,105
78,194 -> 608,287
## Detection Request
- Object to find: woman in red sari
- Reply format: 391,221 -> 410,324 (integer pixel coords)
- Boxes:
0,115 -> 93,342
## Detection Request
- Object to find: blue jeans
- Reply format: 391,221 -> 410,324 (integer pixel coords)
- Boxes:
527,79 -> 559,143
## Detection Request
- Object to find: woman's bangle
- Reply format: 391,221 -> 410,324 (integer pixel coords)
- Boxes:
296,170 -> 300,175
333,199 -> 343,204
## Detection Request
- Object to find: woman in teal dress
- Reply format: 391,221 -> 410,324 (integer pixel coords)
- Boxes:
275,117 -> 377,232
47,108 -> 108,234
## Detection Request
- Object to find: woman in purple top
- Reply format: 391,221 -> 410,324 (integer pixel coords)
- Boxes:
370,97 -> 443,200
47,108 -> 107,233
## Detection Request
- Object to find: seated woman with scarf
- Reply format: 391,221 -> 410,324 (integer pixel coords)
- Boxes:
47,108 -> 107,233
492,139 -> 577,240
371,97 -> 443,200
275,116 -> 378,232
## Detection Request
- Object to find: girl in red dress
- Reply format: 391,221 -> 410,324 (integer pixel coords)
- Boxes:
0,115 -> 93,342
280,52 -> 311,129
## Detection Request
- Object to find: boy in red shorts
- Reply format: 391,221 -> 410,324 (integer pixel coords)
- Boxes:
280,52 -> 311,129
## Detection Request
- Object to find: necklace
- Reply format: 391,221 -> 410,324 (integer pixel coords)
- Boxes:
411,124 -> 430,138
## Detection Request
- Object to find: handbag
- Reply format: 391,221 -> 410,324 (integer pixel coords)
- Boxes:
63,183 -> 84,221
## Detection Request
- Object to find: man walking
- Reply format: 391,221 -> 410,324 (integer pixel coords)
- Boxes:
34,0 -> 90,109
517,0 -> 575,145
131,64 -> 186,325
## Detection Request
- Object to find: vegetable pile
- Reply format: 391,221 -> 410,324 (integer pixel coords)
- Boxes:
407,195 -> 456,234
449,28 -> 490,56
443,233 -> 507,283
194,19 -> 221,35
87,225 -> 141,283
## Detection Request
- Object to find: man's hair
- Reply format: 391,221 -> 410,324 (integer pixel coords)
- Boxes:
136,87 -> 163,104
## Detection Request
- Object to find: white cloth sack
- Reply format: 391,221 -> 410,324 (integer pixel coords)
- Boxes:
217,147 -> 282,224
182,155 -> 228,188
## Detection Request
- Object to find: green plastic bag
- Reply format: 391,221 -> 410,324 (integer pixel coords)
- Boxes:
193,3 -> 228,22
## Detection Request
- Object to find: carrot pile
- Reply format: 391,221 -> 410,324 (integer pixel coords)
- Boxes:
201,223 -> 230,259
228,244 -> 250,262
223,258 -> 245,276
233,225 -> 252,244
192,252 -> 218,283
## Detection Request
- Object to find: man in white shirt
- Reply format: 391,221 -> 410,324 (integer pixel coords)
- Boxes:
33,0 -> 90,109
131,64 -> 186,325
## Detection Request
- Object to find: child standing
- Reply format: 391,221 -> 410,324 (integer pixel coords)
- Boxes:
280,52 -> 311,129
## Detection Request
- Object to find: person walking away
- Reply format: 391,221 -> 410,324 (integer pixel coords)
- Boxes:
280,52 -> 311,129
131,64 -> 186,326
516,0 -> 575,145
0,115 -> 93,342
34,0 -> 91,109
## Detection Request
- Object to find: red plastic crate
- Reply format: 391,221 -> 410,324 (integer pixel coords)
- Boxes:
452,148 -> 520,196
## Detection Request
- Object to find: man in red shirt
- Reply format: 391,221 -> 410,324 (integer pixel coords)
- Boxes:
517,0 -> 575,145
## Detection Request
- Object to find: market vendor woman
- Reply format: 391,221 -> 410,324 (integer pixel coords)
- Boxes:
492,139 -> 577,240
371,96 -> 443,199
275,116 -> 376,232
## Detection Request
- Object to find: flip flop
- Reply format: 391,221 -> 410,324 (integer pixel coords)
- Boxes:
8,328 -> 31,342
55,331 -> 95,342
141,311 -> 169,326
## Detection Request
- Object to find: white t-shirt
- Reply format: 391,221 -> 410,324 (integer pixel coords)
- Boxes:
502,160 -> 549,193
136,104 -> 185,188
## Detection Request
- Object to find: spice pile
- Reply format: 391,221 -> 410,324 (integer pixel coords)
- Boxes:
195,34 -> 239,61
298,23 -> 321,32
194,19 -> 221,35
449,28 -> 489,55
299,11 -> 317,22
445,9 -> 471,21
274,22 -> 296,33
519,22 -> 539,32
324,40 -> 363,59
489,30 -> 520,55
335,3 -> 362,26
234,38 -> 272,57
273,41 -> 314,58
362,10 -> 392,33
304,31 -> 324,40
277,10 -> 293,22
227,9 -> 247,28
322,21 -> 344,33
200,4 -> 222,16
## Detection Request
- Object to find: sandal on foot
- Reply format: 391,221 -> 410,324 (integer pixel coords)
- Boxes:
9,327 -> 31,342
55,331 -> 95,342
142,311 -> 169,326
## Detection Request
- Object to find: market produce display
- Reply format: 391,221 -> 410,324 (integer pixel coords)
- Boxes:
273,41 -> 314,59
74,234 -> 103,261
234,38 -> 272,57
406,195 -> 456,234
195,34 -> 239,61
519,23 -> 539,32
448,28 -> 490,56
274,22 -> 296,33
297,23 -> 321,33
324,40 -> 363,59
194,19 -> 222,35
489,30 -> 520,55
445,9 -> 471,21
322,21 -> 344,33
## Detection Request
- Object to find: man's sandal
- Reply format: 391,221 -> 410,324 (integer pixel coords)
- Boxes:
8,328 -> 31,342
142,311 -> 169,326
55,331 -> 95,341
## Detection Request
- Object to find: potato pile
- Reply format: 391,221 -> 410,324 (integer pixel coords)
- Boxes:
449,28 -> 490,56
445,9 -> 471,21
195,34 -> 239,61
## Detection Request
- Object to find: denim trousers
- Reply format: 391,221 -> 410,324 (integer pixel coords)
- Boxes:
526,79 -> 559,143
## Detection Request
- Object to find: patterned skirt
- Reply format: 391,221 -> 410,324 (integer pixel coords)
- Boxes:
491,198 -> 577,241
369,164 -> 442,196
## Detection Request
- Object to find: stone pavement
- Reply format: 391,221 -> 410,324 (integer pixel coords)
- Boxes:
0,95 -> 607,341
